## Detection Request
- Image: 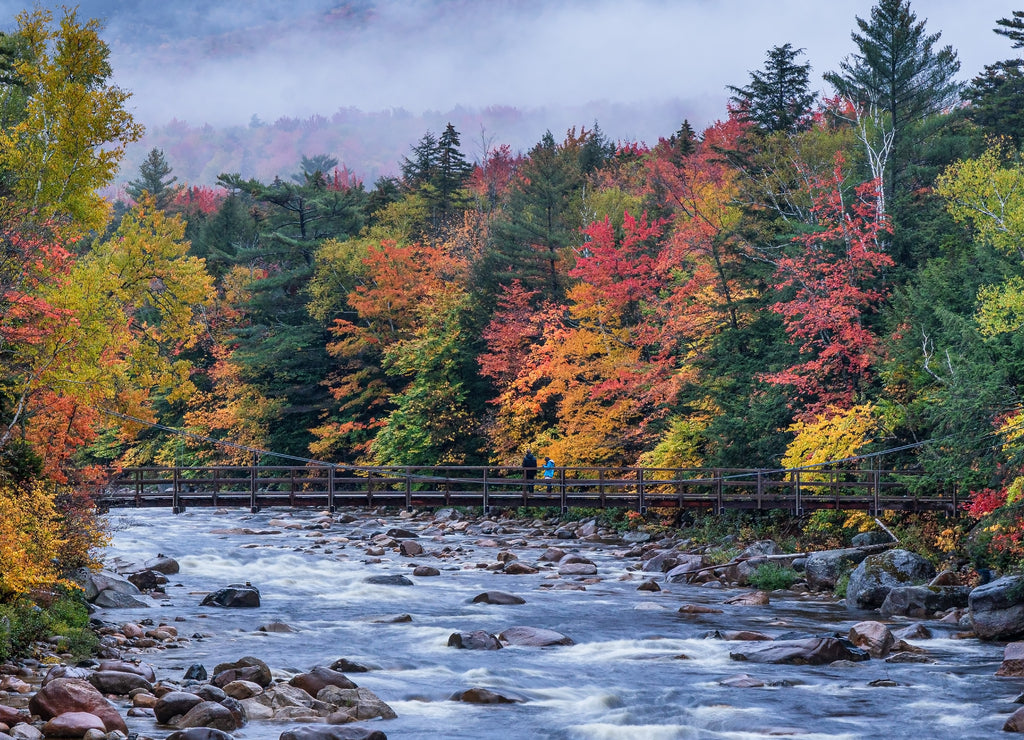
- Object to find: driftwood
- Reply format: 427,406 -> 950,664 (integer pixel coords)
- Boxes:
679,519 -> 898,581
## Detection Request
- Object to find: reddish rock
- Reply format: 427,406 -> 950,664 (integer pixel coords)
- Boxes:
997,642 -> 1024,677
28,678 -> 127,734
288,666 -> 357,696
849,621 -> 896,659
41,712 -> 106,738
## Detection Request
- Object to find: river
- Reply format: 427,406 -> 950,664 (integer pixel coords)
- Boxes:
97,506 -> 1016,739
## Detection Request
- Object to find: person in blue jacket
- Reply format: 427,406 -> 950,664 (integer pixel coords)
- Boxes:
542,456 -> 556,493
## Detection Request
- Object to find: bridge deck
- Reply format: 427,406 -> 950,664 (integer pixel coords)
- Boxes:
94,464 -> 959,515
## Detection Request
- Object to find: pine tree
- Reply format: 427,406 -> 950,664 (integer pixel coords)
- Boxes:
824,0 -> 960,210
728,43 -> 817,134
966,11 -> 1024,146
126,148 -> 178,209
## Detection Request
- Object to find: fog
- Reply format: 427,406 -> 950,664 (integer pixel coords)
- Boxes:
0,0 -> 1013,136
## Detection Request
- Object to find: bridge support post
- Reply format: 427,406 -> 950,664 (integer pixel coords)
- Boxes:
328,466 -> 336,513
405,476 -> 412,512
756,471 -> 763,510
172,467 -> 183,514
638,469 -> 646,514
715,469 -> 723,515
794,470 -> 802,516
483,467 -> 490,515
560,469 -> 567,514
873,465 -> 881,516
250,454 -> 260,513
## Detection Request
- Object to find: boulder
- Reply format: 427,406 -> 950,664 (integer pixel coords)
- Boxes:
846,549 -> 936,610
879,585 -> 970,618
289,667 -> 357,696
144,554 -> 181,574
385,528 -> 418,539
498,626 -> 574,647
1006,707 -> 1024,733
665,555 -> 706,583
447,631 -> 502,650
87,670 -> 152,695
97,659 -> 155,681
154,691 -> 205,724
328,659 -> 370,674
221,681 -> 263,700
970,575 -> 1024,640
10,726 -> 42,740
316,686 -> 396,721
398,541 -> 423,557
29,679 -> 127,734
557,562 -> 597,576
93,590 -> 150,608
363,575 -> 413,586
175,702 -> 237,732
641,551 -> 678,573
76,571 -> 140,602
41,666 -> 92,685
40,712 -> 106,738
258,622 -> 298,633
195,686 -> 227,703
725,591 -> 770,606
729,638 -> 869,665
537,547 -> 566,562
0,706 -> 28,726
127,570 -> 169,591
503,562 -> 538,575
201,584 -> 260,608
471,591 -> 525,605
411,566 -> 439,577
803,548 -> 871,591
212,657 -> 272,688
165,730 -> 235,740
851,531 -> 894,547
183,664 -> 208,681
279,725 -> 388,740
848,621 -> 895,658
449,688 -> 526,704
997,642 -> 1024,677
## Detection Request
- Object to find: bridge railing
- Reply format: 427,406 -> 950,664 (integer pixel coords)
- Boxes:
95,462 -> 956,514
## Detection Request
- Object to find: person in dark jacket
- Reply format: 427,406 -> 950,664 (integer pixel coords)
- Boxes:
522,450 -> 537,493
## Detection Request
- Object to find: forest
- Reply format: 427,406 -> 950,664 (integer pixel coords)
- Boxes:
6,0 -> 1024,603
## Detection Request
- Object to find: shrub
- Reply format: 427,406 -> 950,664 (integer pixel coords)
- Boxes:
748,562 -> 799,591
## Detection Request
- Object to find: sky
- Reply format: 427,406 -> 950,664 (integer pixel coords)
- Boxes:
0,0 -> 1018,160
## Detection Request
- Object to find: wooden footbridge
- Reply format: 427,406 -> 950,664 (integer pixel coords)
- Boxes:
95,462 -> 960,515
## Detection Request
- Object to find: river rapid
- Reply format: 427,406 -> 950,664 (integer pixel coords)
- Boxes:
97,506 -> 1016,740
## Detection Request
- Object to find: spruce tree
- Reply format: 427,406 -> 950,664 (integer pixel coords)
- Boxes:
966,11 -> 1024,146
728,43 -> 817,134
126,148 -> 178,209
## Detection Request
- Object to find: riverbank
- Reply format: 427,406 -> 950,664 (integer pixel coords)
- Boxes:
1,506 -> 1022,738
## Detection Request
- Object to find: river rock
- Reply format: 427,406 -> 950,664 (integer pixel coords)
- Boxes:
154,692 -> 205,724
258,622 -> 298,633
803,548 -> 870,590
720,673 -> 765,688
399,540 -> 423,556
0,706 -> 28,726
848,621 -> 895,658
448,631 -> 502,650
412,566 -> 439,577
329,659 -> 370,673
317,686 -> 396,721
678,604 -> 724,615
127,569 -> 169,591
88,670 -> 152,695
40,712 -> 107,738
472,591 -> 526,605
364,575 -> 413,586
558,562 -> 597,576
201,584 -> 261,608
879,585 -> 971,617
725,591 -> 770,606
184,664 -> 208,681
503,562 -> 538,575
165,729 -> 235,740
641,551 -> 678,573
28,679 -> 127,733
538,548 -> 566,562
212,657 -> 273,688
892,623 -> 932,641
41,666 -> 93,685
290,667 -> 357,695
729,638 -> 869,665
175,701 -> 238,732
386,528 -> 418,539
498,626 -> 574,646
997,642 -> 1024,677
222,681 -> 263,700
279,725 -> 388,740
970,575 -> 1024,640
98,659 -> 156,681
726,541 -> 784,585
10,725 -> 43,740
665,555 -> 706,583
449,687 -> 526,704
144,554 -> 181,574
846,549 -> 936,609
195,686 -> 228,703
1006,707 -> 1024,733
637,579 -> 661,592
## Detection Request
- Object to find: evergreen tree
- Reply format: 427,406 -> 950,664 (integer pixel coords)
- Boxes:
126,148 -> 178,209
728,43 -> 817,134
966,11 -> 1024,146
434,123 -> 473,218
824,0 -> 960,211
292,154 -> 339,184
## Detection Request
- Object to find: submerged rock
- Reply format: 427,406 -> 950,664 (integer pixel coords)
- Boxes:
498,626 -> 574,647
729,638 -> 869,665
201,584 -> 261,608
447,631 -> 502,650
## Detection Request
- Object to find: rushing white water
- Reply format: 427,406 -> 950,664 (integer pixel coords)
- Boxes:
98,507 -> 1016,739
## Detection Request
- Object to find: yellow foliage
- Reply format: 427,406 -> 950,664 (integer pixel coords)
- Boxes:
782,403 -> 877,481
0,483 -> 70,598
